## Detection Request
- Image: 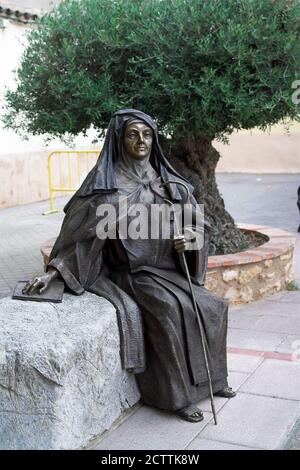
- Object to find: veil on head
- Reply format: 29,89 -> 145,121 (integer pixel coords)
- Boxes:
64,109 -> 193,212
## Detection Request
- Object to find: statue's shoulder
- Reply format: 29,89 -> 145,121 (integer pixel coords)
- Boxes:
64,192 -> 113,215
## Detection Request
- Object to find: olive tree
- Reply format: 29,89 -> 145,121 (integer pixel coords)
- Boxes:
3,0 -> 300,253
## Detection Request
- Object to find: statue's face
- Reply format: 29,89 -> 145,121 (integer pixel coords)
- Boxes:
124,122 -> 153,160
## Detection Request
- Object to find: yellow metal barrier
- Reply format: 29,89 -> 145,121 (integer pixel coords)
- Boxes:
43,149 -> 101,215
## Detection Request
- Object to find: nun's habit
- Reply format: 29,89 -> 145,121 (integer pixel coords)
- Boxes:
47,109 -> 229,411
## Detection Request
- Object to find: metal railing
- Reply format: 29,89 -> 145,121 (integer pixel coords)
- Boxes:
43,149 -> 101,215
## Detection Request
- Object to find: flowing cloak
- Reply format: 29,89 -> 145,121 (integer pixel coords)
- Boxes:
47,109 -> 229,411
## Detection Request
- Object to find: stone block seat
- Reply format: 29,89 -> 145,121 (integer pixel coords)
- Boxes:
0,292 -> 140,450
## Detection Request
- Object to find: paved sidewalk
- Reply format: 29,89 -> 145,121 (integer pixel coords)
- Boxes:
0,198 -> 67,298
0,174 -> 299,449
92,289 -> 300,450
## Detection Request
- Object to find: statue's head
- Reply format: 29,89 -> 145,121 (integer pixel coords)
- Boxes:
123,119 -> 153,161
64,108 -> 191,208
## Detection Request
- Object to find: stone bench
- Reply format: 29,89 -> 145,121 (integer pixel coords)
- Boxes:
0,292 -> 140,450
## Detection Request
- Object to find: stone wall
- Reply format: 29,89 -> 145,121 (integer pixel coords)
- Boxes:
205,224 -> 296,304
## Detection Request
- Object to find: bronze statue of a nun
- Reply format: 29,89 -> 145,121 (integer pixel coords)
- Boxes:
25,109 -> 235,422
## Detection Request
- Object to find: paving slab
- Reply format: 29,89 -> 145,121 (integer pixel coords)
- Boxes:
228,313 -> 262,330
199,372 -> 249,412
227,371 -> 250,390
198,395 -> 228,413
231,300 -> 300,318
227,353 -> 264,374
285,417 -> 300,450
201,393 -> 300,450
186,438 -> 259,450
266,291 -> 300,304
275,335 -> 300,356
240,359 -> 300,401
249,315 -> 300,335
94,406 -> 212,450
227,328 -> 286,351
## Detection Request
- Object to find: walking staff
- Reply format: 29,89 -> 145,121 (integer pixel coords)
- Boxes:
160,180 -> 218,425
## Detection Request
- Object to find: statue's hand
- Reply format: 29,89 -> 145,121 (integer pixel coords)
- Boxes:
173,235 -> 189,253
22,268 -> 58,295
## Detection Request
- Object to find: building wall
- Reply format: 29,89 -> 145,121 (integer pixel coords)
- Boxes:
0,17 -> 99,209
0,0 -> 61,15
0,149 -> 101,208
215,123 -> 300,174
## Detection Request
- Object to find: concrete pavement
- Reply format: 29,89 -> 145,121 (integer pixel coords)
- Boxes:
0,197 -> 67,299
92,288 -> 300,451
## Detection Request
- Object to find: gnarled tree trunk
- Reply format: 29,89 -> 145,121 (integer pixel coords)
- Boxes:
161,136 -> 249,255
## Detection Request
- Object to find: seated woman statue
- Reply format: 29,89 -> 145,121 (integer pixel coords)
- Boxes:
24,109 -> 236,423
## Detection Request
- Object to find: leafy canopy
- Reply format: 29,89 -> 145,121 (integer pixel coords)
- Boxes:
3,0 -> 300,143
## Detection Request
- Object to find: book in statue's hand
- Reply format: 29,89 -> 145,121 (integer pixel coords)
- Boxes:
12,279 -> 65,303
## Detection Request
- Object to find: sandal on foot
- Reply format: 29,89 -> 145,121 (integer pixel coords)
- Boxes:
214,386 -> 236,398
175,406 -> 204,423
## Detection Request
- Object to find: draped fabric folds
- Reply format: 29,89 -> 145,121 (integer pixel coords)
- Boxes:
47,109 -> 229,411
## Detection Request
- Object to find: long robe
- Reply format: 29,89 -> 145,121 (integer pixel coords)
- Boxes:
47,185 -> 229,411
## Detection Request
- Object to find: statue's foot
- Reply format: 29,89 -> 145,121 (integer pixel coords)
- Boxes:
175,406 -> 204,423
214,386 -> 236,398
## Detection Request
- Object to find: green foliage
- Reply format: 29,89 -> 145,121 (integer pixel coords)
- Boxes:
286,280 -> 299,291
3,0 -> 300,143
